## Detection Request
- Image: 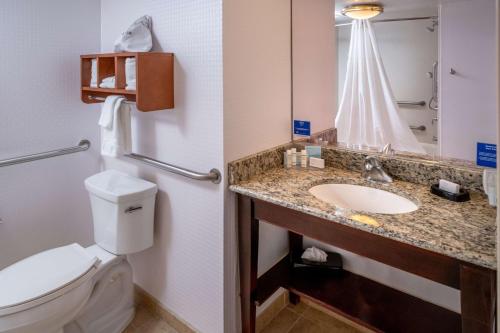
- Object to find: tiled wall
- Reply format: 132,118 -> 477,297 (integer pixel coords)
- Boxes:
0,0 -> 101,268
100,2 -> 224,332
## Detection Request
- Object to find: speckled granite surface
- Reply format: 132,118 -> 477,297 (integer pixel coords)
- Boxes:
318,145 -> 485,192
229,167 -> 496,270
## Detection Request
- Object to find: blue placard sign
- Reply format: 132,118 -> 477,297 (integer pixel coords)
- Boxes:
293,120 -> 311,136
477,142 -> 496,168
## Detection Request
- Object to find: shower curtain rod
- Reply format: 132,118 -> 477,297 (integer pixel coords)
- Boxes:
335,16 -> 438,27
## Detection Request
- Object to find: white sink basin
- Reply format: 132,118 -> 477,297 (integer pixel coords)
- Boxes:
309,184 -> 418,215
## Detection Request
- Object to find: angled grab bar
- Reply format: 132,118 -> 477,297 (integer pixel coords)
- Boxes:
125,153 -> 221,184
0,140 -> 91,168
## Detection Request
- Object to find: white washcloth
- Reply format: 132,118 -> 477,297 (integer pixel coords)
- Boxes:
301,247 -> 328,263
483,169 -> 497,206
125,58 -> 136,90
99,76 -> 116,89
90,59 -> 98,88
99,96 -> 132,157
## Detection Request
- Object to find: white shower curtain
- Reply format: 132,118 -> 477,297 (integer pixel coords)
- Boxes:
335,20 -> 425,154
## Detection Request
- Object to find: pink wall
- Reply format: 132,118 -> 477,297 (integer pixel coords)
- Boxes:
292,0 -> 336,136
223,0 -> 292,330
0,0 -> 101,269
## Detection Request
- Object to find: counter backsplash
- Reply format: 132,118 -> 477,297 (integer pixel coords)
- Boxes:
228,142 -> 486,192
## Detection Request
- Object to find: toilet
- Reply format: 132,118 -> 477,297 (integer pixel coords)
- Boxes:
0,170 -> 157,333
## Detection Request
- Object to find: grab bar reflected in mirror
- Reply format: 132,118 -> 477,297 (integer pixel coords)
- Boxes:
397,101 -> 426,107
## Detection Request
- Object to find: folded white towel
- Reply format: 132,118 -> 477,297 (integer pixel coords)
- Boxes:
301,247 -> 328,263
99,96 -> 132,157
125,58 -> 136,90
90,59 -> 98,88
99,76 -> 116,89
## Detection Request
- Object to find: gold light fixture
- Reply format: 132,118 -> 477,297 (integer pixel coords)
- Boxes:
341,4 -> 384,20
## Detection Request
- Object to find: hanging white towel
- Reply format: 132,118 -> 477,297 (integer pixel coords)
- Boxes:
99,96 -> 132,157
335,20 -> 425,154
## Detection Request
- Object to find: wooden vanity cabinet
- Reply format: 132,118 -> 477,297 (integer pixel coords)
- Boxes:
238,195 -> 496,333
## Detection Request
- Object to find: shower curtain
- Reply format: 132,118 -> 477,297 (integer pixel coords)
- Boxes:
335,20 -> 425,154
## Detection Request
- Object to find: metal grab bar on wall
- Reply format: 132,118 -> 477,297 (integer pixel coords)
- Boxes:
0,140 -> 91,168
397,101 -> 426,107
125,153 -> 222,184
409,125 -> 426,131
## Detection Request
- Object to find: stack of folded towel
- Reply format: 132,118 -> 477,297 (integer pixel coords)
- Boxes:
125,58 -> 136,90
100,76 -> 116,89
90,59 -> 98,88
98,95 -> 132,157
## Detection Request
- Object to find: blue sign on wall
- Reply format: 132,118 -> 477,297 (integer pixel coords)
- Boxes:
293,120 -> 311,136
477,142 -> 497,168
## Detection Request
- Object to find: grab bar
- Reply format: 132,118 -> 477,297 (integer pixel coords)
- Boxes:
409,125 -> 426,131
0,140 -> 91,168
125,153 -> 221,184
397,101 -> 426,107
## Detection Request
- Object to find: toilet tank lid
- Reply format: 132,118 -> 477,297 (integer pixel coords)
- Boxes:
0,243 -> 99,311
85,170 -> 158,203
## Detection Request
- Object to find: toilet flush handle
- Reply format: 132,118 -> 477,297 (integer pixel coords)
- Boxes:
125,206 -> 143,214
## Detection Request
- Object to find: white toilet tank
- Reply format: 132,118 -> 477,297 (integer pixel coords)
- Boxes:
84,170 -> 158,255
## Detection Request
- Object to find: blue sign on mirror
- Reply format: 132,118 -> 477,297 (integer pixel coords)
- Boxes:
294,120 -> 311,136
477,142 -> 496,168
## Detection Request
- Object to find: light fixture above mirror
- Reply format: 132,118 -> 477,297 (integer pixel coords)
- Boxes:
341,4 -> 384,20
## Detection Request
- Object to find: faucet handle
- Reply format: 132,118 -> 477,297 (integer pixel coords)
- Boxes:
364,156 -> 381,170
382,143 -> 395,155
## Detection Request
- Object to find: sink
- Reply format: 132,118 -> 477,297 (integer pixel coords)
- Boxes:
309,184 -> 418,214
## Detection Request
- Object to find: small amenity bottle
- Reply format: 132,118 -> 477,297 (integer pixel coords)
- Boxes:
301,150 -> 308,168
291,148 -> 297,167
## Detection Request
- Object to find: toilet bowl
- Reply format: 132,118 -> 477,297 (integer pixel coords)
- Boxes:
0,170 -> 157,333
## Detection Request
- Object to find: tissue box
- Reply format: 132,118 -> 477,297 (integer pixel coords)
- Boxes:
292,251 -> 343,273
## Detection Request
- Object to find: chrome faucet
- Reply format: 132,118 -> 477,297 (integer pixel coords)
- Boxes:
362,156 -> 393,183
381,143 -> 395,156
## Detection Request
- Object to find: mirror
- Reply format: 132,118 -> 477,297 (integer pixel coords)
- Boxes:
291,0 -> 497,162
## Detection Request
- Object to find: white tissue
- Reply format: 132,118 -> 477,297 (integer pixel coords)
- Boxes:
301,247 -> 328,263
483,169 -> 497,207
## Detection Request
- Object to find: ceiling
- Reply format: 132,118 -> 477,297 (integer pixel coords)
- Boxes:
334,0 -> 449,23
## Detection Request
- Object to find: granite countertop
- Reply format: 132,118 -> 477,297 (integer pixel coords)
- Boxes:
229,167 -> 497,270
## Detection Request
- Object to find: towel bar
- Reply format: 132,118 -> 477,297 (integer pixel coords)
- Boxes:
89,96 -> 135,105
0,140 -> 90,168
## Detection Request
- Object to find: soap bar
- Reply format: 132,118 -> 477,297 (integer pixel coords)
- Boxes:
309,157 -> 325,169
439,179 -> 460,194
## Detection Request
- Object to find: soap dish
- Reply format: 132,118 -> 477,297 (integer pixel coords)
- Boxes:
430,184 -> 470,202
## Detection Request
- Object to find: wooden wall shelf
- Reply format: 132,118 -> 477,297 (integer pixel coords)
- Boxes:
81,52 -> 174,112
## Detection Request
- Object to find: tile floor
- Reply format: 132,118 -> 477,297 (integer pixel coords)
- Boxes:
260,302 -> 364,333
124,305 -> 179,333
124,301 -> 365,333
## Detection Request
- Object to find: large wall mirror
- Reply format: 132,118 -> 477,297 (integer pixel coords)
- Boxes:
291,0 -> 497,162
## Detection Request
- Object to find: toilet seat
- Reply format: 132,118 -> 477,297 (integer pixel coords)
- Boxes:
0,244 -> 99,317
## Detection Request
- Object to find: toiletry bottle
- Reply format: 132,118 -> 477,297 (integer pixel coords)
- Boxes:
291,148 -> 297,167
285,150 -> 292,168
301,150 -> 308,168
